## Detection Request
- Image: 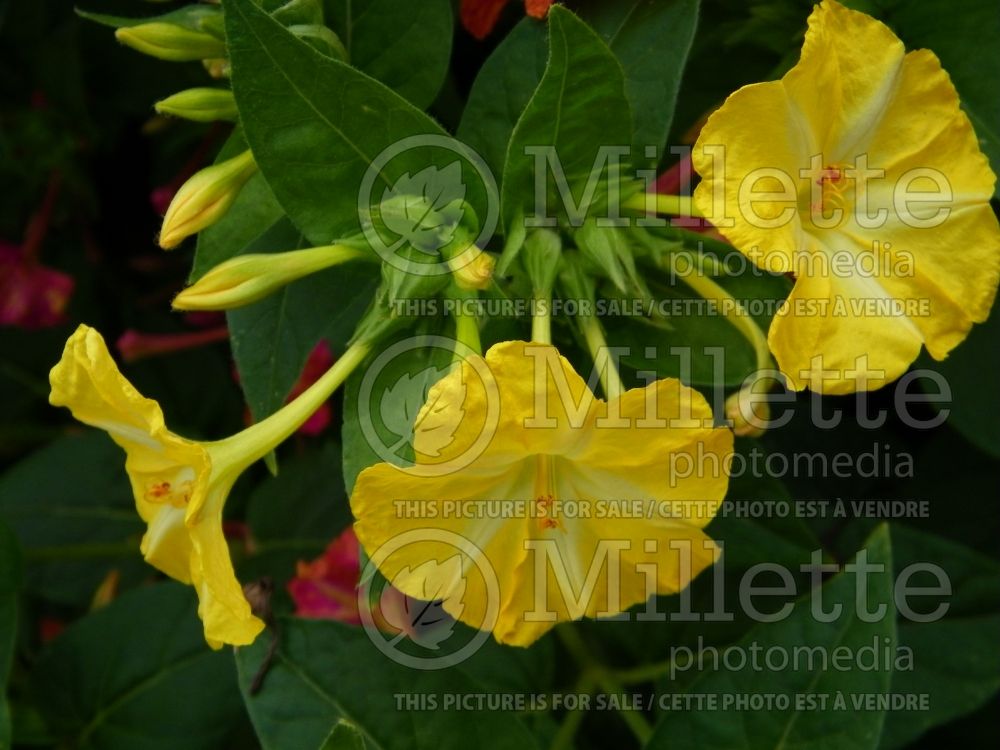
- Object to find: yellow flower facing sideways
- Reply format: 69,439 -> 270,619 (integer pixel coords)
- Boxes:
693,0 -> 1000,394
351,341 -> 733,647
49,325 -> 368,648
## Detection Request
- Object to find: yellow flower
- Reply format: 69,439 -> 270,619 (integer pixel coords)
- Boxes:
351,341 -> 732,646
692,0 -> 1000,394
49,325 -> 368,647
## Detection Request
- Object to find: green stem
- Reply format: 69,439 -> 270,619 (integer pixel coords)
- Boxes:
452,290 -> 483,358
613,659 -> 675,685
549,673 -> 597,750
595,672 -> 653,743
623,191 -> 704,219
555,625 -> 653,745
580,315 -> 623,400
210,338 -> 370,470
666,253 -> 772,371
532,288 -> 552,344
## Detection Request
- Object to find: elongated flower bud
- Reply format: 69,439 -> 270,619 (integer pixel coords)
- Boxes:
159,150 -> 257,249
173,244 -> 369,310
155,88 -> 237,122
115,23 -> 226,62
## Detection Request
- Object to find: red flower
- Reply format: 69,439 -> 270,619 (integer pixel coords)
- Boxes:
0,241 -> 74,329
460,0 -> 553,40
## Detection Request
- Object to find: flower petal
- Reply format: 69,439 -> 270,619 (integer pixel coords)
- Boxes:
768,245 -> 925,393
783,0 -> 905,159
188,503 -> 265,648
569,378 -> 733,529
414,341 -> 599,471
693,81 -> 811,274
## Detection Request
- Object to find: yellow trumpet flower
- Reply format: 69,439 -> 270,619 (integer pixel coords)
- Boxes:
351,341 -> 733,646
693,0 -> 1000,393
49,325 -> 368,647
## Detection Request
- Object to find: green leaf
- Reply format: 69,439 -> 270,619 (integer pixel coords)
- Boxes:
577,0 -> 700,161
224,0 -> 456,246
0,433 -> 145,606
324,0 -> 454,108
457,17 -> 549,180
320,719 -> 368,750
501,6 -> 633,231
603,227 -> 791,387
244,441 -> 352,581
235,618 -> 542,750
76,5 -> 222,33
30,583 -> 245,750
878,525 -> 1000,748
916,301 -> 1000,457
647,525 -> 896,749
709,442 -> 822,571
224,219 -> 378,423
0,520 -> 20,750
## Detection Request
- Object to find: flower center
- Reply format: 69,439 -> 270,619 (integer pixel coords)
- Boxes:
533,455 -> 563,532
809,163 -> 851,218
143,466 -> 197,507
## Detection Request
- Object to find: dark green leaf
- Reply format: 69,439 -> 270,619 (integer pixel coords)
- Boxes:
31,583 -> 245,750
578,0 -> 700,161
77,5 -> 222,33
224,0 -> 456,246
244,441 -> 352,581
878,525 -> 1000,748
235,618 -> 542,750
647,525 -> 896,749
320,719 -> 368,750
324,0 -> 454,108
0,433 -> 145,606
501,6 -> 633,231
457,18 -> 548,180
916,302 -> 1000,457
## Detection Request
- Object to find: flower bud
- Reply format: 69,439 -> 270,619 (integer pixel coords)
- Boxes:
159,150 -> 257,249
115,23 -> 226,62
725,383 -> 771,439
173,245 -> 367,310
448,246 -> 495,291
155,88 -> 237,122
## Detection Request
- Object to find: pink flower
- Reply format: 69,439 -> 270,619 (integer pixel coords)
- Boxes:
0,241 -> 74,329
287,527 -> 364,623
